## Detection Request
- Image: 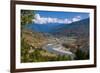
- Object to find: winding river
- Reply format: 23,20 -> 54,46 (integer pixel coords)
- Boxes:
43,44 -> 75,59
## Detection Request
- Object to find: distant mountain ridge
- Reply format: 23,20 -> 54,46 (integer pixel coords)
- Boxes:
26,18 -> 89,37
26,23 -> 64,33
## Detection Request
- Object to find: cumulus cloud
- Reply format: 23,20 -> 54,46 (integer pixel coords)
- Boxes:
33,14 -> 81,24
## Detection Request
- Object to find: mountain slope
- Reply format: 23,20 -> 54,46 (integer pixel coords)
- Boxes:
51,18 -> 89,37
21,29 -> 47,49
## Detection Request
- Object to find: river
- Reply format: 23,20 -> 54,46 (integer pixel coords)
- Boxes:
43,44 -> 75,59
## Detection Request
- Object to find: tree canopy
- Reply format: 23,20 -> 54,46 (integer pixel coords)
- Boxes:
21,10 -> 35,27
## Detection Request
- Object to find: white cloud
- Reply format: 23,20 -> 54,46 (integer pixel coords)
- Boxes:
64,19 -> 72,24
72,16 -> 81,22
33,14 -> 81,24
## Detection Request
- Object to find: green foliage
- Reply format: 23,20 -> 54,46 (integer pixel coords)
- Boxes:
21,10 -> 35,44
21,10 -> 35,27
21,38 -> 30,62
74,49 -> 89,60
56,55 -> 72,61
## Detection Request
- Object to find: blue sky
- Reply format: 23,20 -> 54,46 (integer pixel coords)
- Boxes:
33,10 -> 89,24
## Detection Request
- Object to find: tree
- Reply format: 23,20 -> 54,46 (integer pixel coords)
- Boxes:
21,10 -> 35,27
21,10 -> 35,62
74,49 -> 89,60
